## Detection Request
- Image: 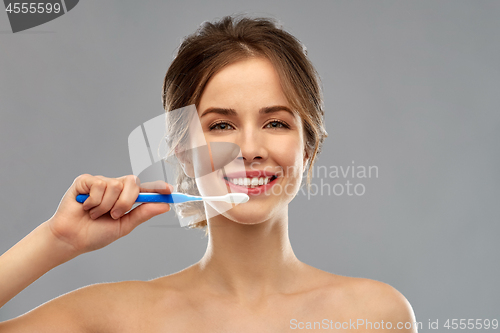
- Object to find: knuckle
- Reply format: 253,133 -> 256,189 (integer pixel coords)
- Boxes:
96,180 -> 106,188
90,194 -> 102,204
110,180 -> 123,190
126,174 -> 139,184
87,199 -> 101,209
93,200 -> 110,212
75,173 -> 90,182
112,201 -> 126,214
116,195 -> 133,210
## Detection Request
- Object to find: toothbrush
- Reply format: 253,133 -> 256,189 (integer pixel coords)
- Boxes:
75,192 -> 249,204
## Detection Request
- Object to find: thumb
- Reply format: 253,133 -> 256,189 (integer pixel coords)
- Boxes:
119,203 -> 170,237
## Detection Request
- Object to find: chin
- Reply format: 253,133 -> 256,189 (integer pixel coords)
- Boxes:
218,197 -> 286,225
221,210 -> 271,225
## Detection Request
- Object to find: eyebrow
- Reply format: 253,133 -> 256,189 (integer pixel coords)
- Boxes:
200,105 -> 295,118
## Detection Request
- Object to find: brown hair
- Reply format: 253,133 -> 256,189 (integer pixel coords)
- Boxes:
162,14 -> 328,229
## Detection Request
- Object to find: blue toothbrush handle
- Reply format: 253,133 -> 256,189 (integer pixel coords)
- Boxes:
76,193 -> 201,204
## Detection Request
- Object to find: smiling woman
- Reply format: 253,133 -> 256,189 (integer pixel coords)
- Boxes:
163,16 -> 327,230
0,14 -> 418,333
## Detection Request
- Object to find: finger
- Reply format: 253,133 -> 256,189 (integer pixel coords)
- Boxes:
140,180 -> 174,194
117,174 -> 140,187
89,179 -> 123,219
110,175 -> 140,220
118,203 -> 171,237
74,175 -> 107,211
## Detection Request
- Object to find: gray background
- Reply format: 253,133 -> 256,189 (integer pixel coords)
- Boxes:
1,0 -> 499,329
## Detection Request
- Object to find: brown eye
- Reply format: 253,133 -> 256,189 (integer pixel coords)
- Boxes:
265,120 -> 289,129
210,122 -> 234,131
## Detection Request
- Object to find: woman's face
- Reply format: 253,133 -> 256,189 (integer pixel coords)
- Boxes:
196,57 -> 308,224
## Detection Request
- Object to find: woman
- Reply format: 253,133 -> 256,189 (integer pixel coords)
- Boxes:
0,15 -> 417,332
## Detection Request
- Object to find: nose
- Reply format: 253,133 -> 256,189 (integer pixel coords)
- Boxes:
236,129 -> 268,163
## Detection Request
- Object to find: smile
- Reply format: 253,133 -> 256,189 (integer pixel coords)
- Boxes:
224,176 -> 277,188
222,170 -> 280,195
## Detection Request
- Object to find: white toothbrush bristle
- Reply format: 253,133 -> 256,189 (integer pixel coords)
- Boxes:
225,193 -> 249,203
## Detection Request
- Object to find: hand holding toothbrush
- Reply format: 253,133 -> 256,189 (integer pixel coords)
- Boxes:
47,174 -> 173,256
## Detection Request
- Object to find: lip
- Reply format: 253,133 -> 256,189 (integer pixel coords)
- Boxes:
222,170 -> 280,196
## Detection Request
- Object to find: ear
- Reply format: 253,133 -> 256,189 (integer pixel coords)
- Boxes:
175,146 -> 195,178
303,149 -> 310,171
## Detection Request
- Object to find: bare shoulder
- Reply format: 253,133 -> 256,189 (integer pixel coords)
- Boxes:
318,272 -> 418,332
351,277 -> 415,315
0,280 -> 159,333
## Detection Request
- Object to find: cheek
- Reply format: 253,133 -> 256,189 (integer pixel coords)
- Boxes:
195,171 -> 235,215
270,136 -> 305,179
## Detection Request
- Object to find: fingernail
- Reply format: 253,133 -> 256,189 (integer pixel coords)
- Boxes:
167,184 -> 174,192
111,210 -> 121,219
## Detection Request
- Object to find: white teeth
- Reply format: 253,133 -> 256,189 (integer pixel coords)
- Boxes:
227,176 -> 274,187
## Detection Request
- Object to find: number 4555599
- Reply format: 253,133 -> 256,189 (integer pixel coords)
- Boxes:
5,2 -> 61,14
444,319 -> 498,330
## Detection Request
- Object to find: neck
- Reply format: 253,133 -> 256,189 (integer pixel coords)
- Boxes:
195,206 -> 304,302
